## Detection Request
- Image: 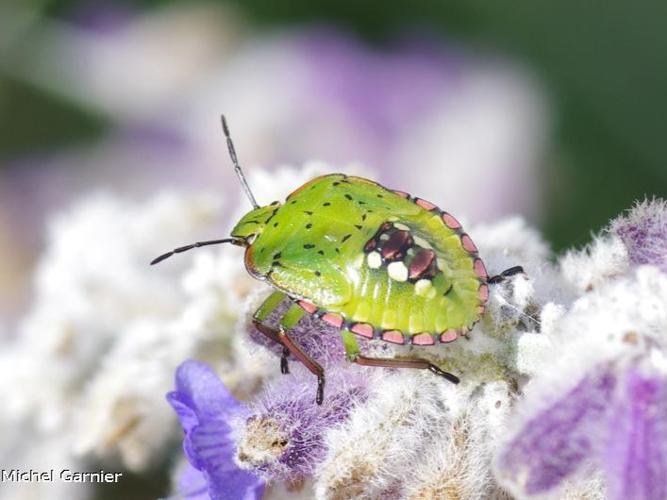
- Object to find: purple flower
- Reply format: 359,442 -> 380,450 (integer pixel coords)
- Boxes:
236,366 -> 369,482
496,367 -> 617,494
605,368 -> 667,500
167,360 -> 264,500
611,198 -> 667,273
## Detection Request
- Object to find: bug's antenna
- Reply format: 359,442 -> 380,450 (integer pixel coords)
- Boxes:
221,115 -> 259,209
150,237 -> 245,265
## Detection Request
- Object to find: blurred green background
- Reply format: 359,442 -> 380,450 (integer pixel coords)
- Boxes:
2,0 -> 666,252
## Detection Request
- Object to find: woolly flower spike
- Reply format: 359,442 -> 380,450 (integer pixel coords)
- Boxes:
167,360 -> 264,500
236,365 -> 369,484
497,266 -> 667,499
610,198 -> 667,273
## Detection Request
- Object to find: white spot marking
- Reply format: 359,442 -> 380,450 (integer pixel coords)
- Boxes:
413,235 -> 433,249
415,279 -> 434,297
394,223 -> 410,231
367,251 -> 382,269
388,261 -> 408,282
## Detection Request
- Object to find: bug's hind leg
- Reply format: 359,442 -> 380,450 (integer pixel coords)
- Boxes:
355,355 -> 460,384
488,265 -> 525,284
340,329 -> 459,384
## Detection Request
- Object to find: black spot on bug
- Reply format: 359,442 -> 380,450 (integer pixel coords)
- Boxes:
323,202 -> 331,207
443,284 -> 454,296
342,234 -> 351,242
377,194 -> 384,198
344,194 -> 353,201
303,244 -> 315,249
362,214 -> 367,221
354,224 -> 362,230
333,181 -> 340,186
270,201 -> 280,206
314,271 -> 321,276
335,247 -> 340,253
273,222 -> 279,227
358,201 -> 366,205
303,210 -> 313,215
273,252 -> 282,260
306,223 -> 313,229
318,250 -> 324,255
290,200 -> 297,205
260,248 -> 265,253
272,261 -> 282,267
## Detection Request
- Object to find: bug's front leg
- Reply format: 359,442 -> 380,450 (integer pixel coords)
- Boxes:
253,291 -> 292,372
340,329 -> 460,384
253,292 -> 326,404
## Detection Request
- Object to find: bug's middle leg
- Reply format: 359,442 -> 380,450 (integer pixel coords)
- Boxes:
340,329 -> 460,384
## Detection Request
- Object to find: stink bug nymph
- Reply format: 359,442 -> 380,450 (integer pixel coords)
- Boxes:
152,117 -> 523,405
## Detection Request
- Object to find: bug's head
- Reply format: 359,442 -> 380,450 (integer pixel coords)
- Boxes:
230,202 -> 282,242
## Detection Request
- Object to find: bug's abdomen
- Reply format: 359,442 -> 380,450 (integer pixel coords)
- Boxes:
334,212 -> 487,344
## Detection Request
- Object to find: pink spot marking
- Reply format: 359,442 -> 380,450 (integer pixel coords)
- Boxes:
441,212 -> 461,229
381,330 -> 405,344
350,323 -> 374,339
412,332 -> 435,345
322,312 -> 343,328
439,329 -> 459,343
415,198 -> 437,211
474,259 -> 488,279
392,190 -> 409,199
478,283 -> 489,302
409,249 -> 436,280
461,234 -> 478,253
298,300 -> 318,314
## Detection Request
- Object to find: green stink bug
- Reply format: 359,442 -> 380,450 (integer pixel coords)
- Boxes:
152,117 -> 521,404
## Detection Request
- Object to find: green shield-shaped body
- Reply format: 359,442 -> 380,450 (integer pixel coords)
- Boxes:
232,174 -> 488,345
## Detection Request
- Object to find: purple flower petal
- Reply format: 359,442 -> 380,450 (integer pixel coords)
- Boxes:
605,369 -> 667,500
167,360 -> 264,500
497,368 -> 616,495
177,462 -> 210,500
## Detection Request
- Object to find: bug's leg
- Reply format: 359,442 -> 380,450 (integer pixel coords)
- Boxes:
277,304 -> 326,404
340,329 -> 460,384
253,291 -> 292,373
488,265 -> 525,284
280,347 -> 290,374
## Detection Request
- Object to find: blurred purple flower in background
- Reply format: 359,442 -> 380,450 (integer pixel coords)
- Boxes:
605,368 -> 667,500
497,363 -> 667,500
496,366 -> 617,494
167,360 -> 265,500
